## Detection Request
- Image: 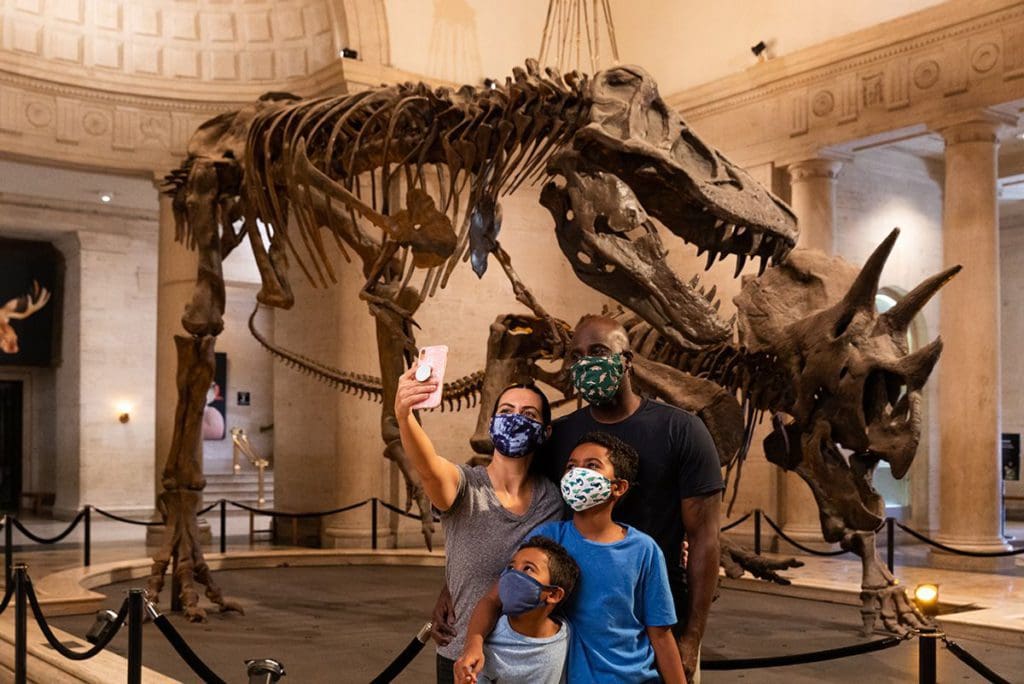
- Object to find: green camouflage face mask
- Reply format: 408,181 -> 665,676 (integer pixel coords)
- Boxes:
570,353 -> 625,405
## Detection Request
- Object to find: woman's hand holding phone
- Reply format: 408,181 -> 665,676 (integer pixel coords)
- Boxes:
395,363 -> 438,419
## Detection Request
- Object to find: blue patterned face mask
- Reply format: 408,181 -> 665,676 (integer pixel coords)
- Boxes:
498,567 -> 556,616
489,413 -> 546,458
560,467 -> 614,511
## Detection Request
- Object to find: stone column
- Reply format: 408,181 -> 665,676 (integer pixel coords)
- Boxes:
932,111 -> 1015,569
154,178 -> 198,493
782,156 -> 846,543
788,157 -> 845,253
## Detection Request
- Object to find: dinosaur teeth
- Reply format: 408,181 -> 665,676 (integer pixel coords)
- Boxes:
749,231 -> 763,254
705,250 -> 717,270
689,274 -> 700,287
721,223 -> 735,241
733,253 -> 747,277
706,284 -> 717,301
713,299 -> 722,312
758,254 -> 769,275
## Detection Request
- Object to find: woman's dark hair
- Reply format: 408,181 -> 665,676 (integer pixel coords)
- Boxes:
491,382 -> 552,426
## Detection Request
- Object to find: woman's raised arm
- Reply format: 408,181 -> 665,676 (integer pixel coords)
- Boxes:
395,364 -> 462,511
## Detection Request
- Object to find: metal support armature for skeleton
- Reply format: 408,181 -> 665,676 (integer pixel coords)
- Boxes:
162,60 -> 954,634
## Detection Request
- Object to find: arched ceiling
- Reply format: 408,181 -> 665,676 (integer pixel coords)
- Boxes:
0,0 -> 388,101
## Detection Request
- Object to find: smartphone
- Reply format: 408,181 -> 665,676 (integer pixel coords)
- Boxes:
412,345 -> 448,410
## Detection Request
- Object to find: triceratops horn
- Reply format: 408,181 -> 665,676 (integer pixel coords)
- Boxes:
897,336 -> 944,389
880,265 -> 962,332
840,227 -> 900,312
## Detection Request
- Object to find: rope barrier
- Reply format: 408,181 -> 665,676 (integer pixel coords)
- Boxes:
151,613 -> 227,684
226,498 -> 372,518
370,621 -> 432,683
941,635 -> 1012,684
760,513 -> 849,557
10,509 -> 87,545
895,522 -> 1024,558
25,577 -> 129,660
720,511 -> 753,532
0,578 -> 14,615
376,499 -> 437,522
701,635 -> 905,670
91,507 -> 162,527
197,501 -> 220,516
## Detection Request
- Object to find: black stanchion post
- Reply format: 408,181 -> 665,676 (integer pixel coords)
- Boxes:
371,498 -> 378,551
886,517 -> 895,573
220,499 -> 227,554
14,564 -> 27,684
754,510 -> 762,556
83,506 -> 92,568
5,515 -> 13,588
128,589 -> 144,684
918,627 -> 938,684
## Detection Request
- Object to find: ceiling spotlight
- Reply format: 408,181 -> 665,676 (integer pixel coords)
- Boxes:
338,47 -> 358,59
913,583 -> 940,618
751,41 -> 767,59
99,193 -> 113,203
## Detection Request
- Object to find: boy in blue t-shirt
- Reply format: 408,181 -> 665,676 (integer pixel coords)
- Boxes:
475,536 -> 579,684
457,432 -> 685,683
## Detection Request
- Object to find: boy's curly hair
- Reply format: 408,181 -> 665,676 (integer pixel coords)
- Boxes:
518,536 -> 580,600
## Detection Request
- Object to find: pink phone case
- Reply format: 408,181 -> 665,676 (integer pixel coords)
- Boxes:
412,345 -> 448,410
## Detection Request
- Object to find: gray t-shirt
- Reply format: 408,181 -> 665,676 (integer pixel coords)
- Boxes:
438,465 -> 563,661
479,615 -> 570,684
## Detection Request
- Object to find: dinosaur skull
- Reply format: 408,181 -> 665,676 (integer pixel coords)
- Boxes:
542,64 -> 798,348
736,229 -> 960,481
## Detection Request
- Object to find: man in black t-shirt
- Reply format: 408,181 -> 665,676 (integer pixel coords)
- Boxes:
541,314 -> 723,683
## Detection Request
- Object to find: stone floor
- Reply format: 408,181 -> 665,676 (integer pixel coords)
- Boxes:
5,513 -> 1024,682
46,565 -> 1023,683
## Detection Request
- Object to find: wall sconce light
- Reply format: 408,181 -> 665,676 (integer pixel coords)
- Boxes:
338,47 -> 358,59
913,583 -> 940,617
99,192 -> 113,203
116,401 -> 133,424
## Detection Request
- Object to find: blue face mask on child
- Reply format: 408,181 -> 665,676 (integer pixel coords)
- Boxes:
498,568 -> 556,616
489,413 -> 546,458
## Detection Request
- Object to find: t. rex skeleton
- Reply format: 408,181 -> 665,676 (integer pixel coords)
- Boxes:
160,59 -> 948,635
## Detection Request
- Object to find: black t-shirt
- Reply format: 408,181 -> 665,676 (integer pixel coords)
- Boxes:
540,399 -> 724,583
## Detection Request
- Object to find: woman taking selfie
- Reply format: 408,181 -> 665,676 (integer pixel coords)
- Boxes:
395,362 -> 562,684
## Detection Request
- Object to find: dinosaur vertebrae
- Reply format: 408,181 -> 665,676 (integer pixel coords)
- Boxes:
247,306 -> 484,411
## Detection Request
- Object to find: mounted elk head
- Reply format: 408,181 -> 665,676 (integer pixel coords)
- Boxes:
0,281 -> 51,355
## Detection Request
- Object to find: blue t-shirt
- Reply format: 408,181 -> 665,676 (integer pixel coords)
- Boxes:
479,615 -> 570,684
528,520 -> 677,683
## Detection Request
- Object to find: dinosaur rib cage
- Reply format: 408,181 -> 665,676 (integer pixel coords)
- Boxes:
238,63 -> 589,309
247,305 -> 485,412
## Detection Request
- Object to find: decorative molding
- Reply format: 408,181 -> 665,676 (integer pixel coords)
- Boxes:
666,0 -> 1024,168
787,158 -> 845,183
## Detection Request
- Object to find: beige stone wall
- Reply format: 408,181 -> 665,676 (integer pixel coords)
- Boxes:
999,214 -> 1024,512
383,0 -> 945,92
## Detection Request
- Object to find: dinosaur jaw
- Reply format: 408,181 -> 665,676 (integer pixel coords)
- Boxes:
575,124 -> 798,279
542,153 -> 733,349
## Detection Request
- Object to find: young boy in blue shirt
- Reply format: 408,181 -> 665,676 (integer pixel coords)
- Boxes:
473,536 -> 579,683
457,432 -> 685,683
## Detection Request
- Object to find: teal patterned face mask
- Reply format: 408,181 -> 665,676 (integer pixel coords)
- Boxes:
560,467 -> 614,512
570,353 -> 625,405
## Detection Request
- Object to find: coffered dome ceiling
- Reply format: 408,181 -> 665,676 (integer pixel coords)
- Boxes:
0,0 -> 387,100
